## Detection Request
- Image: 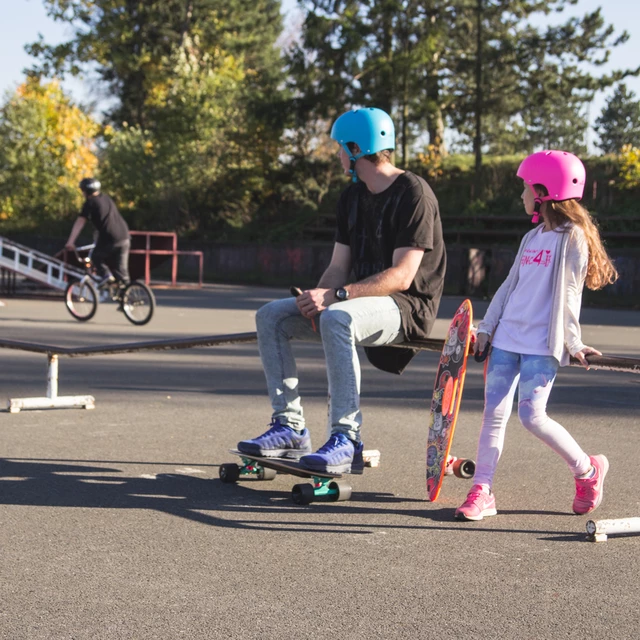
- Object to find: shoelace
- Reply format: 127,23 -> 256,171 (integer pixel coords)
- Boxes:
261,420 -> 288,437
316,435 -> 346,454
464,488 -> 487,505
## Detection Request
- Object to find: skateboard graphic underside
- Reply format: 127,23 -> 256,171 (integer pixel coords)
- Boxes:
426,299 -> 474,502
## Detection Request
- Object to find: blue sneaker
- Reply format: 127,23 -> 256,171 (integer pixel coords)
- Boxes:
237,419 -> 312,459
299,433 -> 364,474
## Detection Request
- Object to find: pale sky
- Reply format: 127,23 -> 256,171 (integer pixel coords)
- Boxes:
1,0 -> 639,151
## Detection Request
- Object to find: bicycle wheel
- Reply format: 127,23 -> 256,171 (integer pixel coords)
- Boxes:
121,281 -> 155,325
65,280 -> 98,321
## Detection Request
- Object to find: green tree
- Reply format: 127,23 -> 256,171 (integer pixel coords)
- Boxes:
287,0 -> 457,164
0,78 -> 99,226
594,84 -> 640,154
289,0 -> 636,173
28,0 -> 285,130
99,40 -> 276,234
446,1 -> 637,173
618,144 -> 640,188
27,0 -> 288,236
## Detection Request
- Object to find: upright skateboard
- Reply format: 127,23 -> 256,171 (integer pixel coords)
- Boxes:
220,449 -> 380,505
426,299 -> 475,502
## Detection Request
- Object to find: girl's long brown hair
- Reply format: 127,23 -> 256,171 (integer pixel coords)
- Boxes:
536,186 -> 619,290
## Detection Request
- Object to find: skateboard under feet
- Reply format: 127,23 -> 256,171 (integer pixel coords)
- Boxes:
219,449 -> 381,505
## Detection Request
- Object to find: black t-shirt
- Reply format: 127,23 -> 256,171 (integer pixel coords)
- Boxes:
335,170 -> 446,344
79,194 -> 129,247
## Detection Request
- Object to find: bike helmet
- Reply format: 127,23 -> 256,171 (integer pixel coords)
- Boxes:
79,177 -> 101,195
331,107 -> 395,182
517,150 -> 585,223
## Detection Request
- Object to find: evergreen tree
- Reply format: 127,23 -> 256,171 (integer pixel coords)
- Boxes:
287,0 -> 456,162
289,0 -> 636,171
594,84 -> 640,154
446,1 -> 636,172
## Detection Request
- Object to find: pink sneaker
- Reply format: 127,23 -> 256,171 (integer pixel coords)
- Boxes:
455,484 -> 497,521
573,455 -> 609,515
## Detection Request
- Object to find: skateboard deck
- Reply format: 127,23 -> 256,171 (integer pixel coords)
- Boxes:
228,449 -> 348,478
220,449 -> 380,504
426,299 -> 474,502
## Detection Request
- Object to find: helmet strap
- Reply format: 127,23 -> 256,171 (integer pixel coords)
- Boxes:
349,157 -> 358,182
532,199 -> 543,224
342,144 -> 365,183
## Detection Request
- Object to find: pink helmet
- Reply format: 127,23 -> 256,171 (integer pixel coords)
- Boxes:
517,150 -> 586,202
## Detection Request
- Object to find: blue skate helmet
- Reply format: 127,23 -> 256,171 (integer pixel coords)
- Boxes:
331,107 -> 395,182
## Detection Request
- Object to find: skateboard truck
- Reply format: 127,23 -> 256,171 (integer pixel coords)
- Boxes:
293,449 -> 379,505
220,457 -> 278,482
292,477 -> 352,505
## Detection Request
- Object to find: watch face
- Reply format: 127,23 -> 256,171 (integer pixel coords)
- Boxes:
336,288 -> 348,300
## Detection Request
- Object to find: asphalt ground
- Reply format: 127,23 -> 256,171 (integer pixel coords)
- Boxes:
1,285 -> 639,640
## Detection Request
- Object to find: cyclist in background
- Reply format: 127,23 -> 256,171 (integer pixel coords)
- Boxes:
65,178 -> 131,285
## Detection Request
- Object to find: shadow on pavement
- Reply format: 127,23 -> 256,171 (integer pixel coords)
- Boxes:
1,458 -> 585,540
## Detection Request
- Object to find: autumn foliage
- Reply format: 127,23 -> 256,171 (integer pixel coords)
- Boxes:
0,78 -> 99,225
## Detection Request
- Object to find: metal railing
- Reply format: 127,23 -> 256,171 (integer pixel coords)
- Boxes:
2,332 -> 639,413
0,235 -> 85,291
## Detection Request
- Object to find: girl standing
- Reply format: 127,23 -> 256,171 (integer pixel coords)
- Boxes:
456,150 -> 618,521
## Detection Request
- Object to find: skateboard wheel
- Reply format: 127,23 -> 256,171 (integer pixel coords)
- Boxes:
292,483 -> 315,505
329,480 -> 352,502
258,466 -> 277,481
219,463 -> 240,483
452,458 -> 476,479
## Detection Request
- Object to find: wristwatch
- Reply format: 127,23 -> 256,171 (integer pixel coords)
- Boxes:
335,287 -> 350,301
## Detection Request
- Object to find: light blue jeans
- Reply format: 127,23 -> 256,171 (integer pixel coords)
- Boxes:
255,296 -> 405,442
474,346 -> 592,488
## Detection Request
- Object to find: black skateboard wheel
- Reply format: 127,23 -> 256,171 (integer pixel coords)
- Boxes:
219,463 -> 240,483
292,483 -> 315,505
329,480 -> 352,502
258,466 -> 277,481
452,458 -> 476,479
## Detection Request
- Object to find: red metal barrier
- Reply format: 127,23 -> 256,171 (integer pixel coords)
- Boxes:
128,231 -> 203,287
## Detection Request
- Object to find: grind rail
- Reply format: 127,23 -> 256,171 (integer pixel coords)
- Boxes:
2,332 -> 639,413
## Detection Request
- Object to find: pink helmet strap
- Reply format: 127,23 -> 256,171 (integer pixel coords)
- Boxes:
528,185 -> 553,224
532,199 -> 542,224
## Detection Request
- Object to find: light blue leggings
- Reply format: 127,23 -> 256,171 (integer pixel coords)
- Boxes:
474,346 -> 592,488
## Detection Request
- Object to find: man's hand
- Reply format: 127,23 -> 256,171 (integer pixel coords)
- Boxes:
574,345 -> 602,370
65,242 -> 76,251
295,288 -> 335,319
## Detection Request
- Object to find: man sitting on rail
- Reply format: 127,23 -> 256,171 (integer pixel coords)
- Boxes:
237,107 -> 447,474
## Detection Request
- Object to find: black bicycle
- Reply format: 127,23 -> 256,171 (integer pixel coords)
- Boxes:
64,244 -> 155,325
